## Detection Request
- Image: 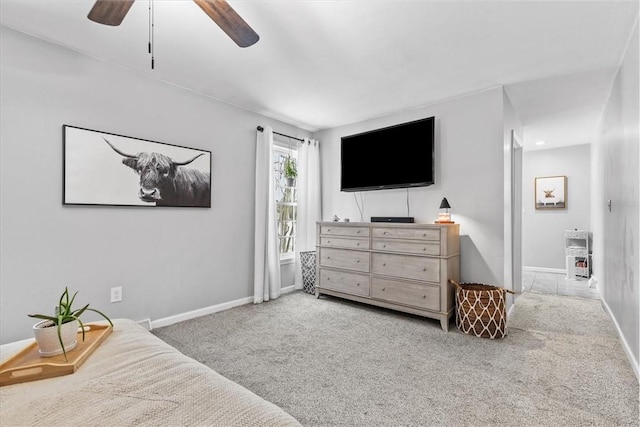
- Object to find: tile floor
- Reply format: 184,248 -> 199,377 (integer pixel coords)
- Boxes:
522,270 -> 600,300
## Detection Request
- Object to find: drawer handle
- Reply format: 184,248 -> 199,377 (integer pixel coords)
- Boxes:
356,243 -> 360,246
357,230 -> 361,234
327,229 -> 331,232
327,256 -> 331,259
383,231 -> 387,235
382,288 -> 386,291
326,277 -> 330,281
383,244 -> 386,248
383,263 -> 386,267
422,247 -> 426,251
422,268 -> 427,271
423,233 -> 427,237
356,283 -> 360,286
327,240 -> 331,243
356,260 -> 360,263
422,295 -> 426,299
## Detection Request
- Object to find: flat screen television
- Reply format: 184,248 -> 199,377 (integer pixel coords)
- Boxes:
340,116 -> 435,192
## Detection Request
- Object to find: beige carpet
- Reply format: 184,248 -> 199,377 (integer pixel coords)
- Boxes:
153,291 -> 639,426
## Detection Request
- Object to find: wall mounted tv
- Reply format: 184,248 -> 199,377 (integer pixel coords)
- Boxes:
340,116 -> 435,192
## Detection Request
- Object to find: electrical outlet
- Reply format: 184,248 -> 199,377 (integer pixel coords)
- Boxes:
110,286 -> 123,303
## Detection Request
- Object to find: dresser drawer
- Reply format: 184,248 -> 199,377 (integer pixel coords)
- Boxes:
371,253 -> 440,282
320,225 -> 369,238
371,277 -> 440,311
372,227 -> 440,241
320,236 -> 369,249
372,240 -> 440,256
319,248 -> 370,273
319,269 -> 370,296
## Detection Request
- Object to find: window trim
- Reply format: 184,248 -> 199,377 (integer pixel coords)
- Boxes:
280,254 -> 296,265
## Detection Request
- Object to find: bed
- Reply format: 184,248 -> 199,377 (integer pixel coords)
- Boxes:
0,319 -> 301,426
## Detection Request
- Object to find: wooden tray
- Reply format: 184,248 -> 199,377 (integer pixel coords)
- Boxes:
0,323 -> 112,386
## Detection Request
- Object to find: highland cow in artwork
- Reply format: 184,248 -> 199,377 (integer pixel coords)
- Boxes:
103,138 -> 211,207
63,125 -> 212,208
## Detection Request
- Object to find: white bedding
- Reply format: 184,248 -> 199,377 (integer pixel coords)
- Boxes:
0,319 -> 301,427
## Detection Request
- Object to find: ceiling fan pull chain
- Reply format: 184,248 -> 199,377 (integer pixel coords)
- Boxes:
148,0 -> 151,54
150,0 -> 155,69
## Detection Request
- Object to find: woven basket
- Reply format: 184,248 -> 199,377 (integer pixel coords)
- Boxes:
300,251 -> 317,294
450,280 -> 514,339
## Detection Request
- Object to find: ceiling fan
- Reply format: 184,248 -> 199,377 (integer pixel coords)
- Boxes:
87,0 -> 259,48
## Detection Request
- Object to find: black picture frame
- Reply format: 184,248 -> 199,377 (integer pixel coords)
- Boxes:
63,125 -> 212,208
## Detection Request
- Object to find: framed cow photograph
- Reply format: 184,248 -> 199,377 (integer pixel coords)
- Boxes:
534,175 -> 567,210
63,125 -> 211,208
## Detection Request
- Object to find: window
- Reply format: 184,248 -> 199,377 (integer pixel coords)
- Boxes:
273,142 -> 297,261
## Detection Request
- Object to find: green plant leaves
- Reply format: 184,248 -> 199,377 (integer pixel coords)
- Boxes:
284,155 -> 297,178
28,286 -> 113,361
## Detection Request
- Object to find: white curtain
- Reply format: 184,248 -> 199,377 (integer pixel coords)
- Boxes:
254,126 -> 281,303
295,138 -> 322,288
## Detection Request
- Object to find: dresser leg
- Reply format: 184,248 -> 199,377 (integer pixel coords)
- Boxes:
315,289 -> 320,299
440,317 -> 449,332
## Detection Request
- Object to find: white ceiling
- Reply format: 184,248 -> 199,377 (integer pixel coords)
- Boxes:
1,0 -> 637,150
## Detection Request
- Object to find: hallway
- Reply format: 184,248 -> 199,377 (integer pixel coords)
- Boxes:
522,270 -> 600,300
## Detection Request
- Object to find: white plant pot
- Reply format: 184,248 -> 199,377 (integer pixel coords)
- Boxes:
33,319 -> 78,357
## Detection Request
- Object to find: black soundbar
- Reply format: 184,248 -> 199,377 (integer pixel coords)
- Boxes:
371,216 -> 415,223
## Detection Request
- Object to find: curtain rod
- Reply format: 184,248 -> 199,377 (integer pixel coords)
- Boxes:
256,126 -> 305,143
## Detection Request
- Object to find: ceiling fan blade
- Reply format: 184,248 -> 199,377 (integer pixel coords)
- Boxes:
88,0 -> 136,26
193,0 -> 259,48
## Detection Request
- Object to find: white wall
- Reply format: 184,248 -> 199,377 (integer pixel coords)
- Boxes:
313,88 -> 506,285
592,18 -> 639,373
522,144 -> 591,270
0,26 -> 310,343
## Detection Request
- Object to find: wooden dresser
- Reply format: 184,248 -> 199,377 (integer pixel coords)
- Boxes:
315,222 -> 460,331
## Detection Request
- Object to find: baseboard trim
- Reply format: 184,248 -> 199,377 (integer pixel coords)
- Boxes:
523,266 -> 566,274
151,295 -> 253,329
600,297 -> 639,380
150,286 -> 299,330
281,285 -> 297,295
507,300 -> 516,318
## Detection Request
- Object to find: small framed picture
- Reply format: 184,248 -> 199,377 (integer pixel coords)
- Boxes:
535,176 -> 567,210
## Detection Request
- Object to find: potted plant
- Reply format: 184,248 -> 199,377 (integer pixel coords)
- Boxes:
28,287 -> 113,360
284,155 -> 297,187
